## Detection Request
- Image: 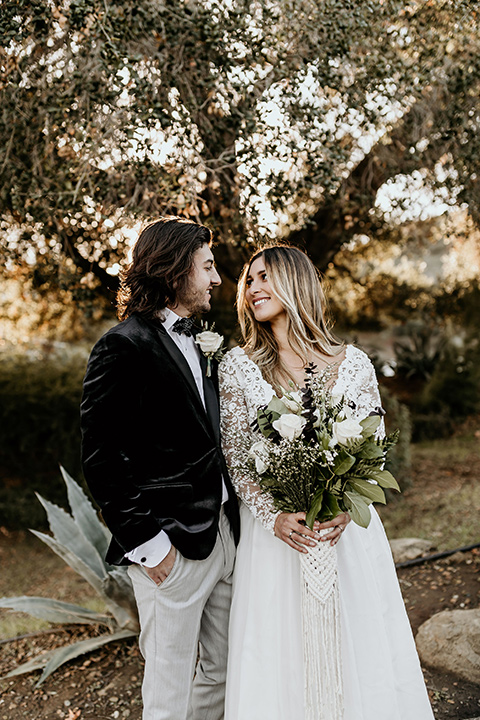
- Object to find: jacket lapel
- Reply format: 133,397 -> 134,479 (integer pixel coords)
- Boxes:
154,324 -> 205,407
199,353 -> 221,445
153,322 -> 219,441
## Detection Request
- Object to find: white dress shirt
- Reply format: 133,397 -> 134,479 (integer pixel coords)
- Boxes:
125,309 -> 227,568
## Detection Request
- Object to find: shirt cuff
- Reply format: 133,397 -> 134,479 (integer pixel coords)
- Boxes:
124,530 -> 172,567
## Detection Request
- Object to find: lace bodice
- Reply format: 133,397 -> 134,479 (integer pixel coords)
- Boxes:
218,345 -> 384,533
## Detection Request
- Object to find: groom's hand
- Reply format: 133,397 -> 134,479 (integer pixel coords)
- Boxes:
145,545 -> 177,585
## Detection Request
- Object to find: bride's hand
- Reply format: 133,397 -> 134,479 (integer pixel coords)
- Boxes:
274,512 -> 321,553
316,512 -> 351,546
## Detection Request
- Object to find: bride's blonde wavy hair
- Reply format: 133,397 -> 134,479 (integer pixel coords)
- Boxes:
237,245 -> 343,392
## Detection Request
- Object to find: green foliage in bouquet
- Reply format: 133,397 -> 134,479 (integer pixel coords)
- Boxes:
250,366 -> 400,529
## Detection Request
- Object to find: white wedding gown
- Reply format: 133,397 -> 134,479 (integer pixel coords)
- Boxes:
219,345 -> 435,720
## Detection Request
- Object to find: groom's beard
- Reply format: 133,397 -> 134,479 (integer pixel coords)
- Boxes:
175,285 -> 213,316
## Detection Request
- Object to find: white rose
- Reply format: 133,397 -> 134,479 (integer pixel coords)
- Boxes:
282,391 -> 302,413
249,440 -> 269,474
272,413 -> 306,441
331,417 -> 363,446
195,330 -> 223,354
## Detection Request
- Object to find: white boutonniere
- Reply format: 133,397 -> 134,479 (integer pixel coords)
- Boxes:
195,323 -> 225,377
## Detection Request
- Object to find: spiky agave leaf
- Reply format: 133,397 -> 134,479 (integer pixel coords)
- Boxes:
0,470 -> 139,684
60,466 -> 110,561
41,471 -> 137,628
2,629 -> 137,687
29,528 -> 107,598
101,570 -> 139,632
35,629 -> 137,686
34,493 -> 107,580
0,596 -> 114,628
29,529 -> 136,629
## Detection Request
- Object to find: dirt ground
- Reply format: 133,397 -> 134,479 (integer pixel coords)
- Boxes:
0,545 -> 478,720
1,427 -> 480,720
399,549 -> 480,719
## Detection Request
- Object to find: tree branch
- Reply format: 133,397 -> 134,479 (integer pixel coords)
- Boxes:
286,86 -> 456,269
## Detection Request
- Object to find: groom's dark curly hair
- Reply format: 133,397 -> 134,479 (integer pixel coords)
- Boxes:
117,216 -> 213,321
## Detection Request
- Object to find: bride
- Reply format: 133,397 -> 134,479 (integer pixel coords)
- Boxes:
218,245 -> 434,720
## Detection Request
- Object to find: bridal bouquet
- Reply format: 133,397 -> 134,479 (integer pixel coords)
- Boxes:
249,365 -> 400,529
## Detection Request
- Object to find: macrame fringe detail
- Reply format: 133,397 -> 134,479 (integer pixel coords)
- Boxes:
300,530 -> 344,720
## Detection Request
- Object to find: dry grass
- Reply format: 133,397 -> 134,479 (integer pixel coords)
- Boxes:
378,416 -> 480,551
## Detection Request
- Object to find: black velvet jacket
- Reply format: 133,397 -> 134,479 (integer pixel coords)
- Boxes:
80,313 -> 240,565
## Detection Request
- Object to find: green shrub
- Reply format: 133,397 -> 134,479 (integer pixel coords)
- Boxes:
0,344 -> 88,528
412,335 -> 480,441
393,320 -> 446,381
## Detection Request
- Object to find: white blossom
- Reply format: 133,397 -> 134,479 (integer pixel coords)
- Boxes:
195,330 -> 223,353
331,417 -> 363,446
282,391 -> 303,414
248,440 -> 270,473
272,413 -> 306,441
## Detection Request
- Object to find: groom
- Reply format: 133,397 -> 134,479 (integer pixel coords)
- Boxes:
80,217 -> 240,720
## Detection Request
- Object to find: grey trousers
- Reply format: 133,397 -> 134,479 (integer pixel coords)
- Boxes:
127,509 -> 236,720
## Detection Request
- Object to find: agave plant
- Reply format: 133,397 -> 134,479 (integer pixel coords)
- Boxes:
393,322 -> 447,381
0,467 -> 139,686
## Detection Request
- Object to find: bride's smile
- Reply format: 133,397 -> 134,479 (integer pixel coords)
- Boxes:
246,257 -> 286,323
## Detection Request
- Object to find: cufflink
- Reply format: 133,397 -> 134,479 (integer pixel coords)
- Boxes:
141,557 -> 146,563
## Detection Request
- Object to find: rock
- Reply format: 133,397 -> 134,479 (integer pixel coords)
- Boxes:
445,551 -> 468,564
389,537 -> 435,564
416,609 -> 480,684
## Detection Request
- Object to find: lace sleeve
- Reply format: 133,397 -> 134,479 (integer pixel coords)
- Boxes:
219,353 -> 281,534
340,347 -> 386,440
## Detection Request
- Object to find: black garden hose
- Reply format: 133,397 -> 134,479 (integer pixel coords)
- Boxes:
395,542 -> 480,569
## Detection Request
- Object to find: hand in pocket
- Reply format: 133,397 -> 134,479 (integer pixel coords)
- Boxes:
145,546 -> 177,585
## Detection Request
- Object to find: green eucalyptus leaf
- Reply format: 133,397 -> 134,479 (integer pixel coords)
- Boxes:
324,492 -> 341,517
320,433 -> 331,450
348,479 -> 386,505
359,415 -> 381,436
343,490 -> 372,528
357,442 -> 384,460
333,448 -> 355,475
257,422 -> 277,440
266,396 -> 291,416
370,469 -> 401,491
306,489 -> 324,529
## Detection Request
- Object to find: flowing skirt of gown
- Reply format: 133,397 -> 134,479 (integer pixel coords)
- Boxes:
224,503 -> 435,720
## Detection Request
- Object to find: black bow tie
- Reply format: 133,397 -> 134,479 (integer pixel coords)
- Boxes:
172,317 -> 195,337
